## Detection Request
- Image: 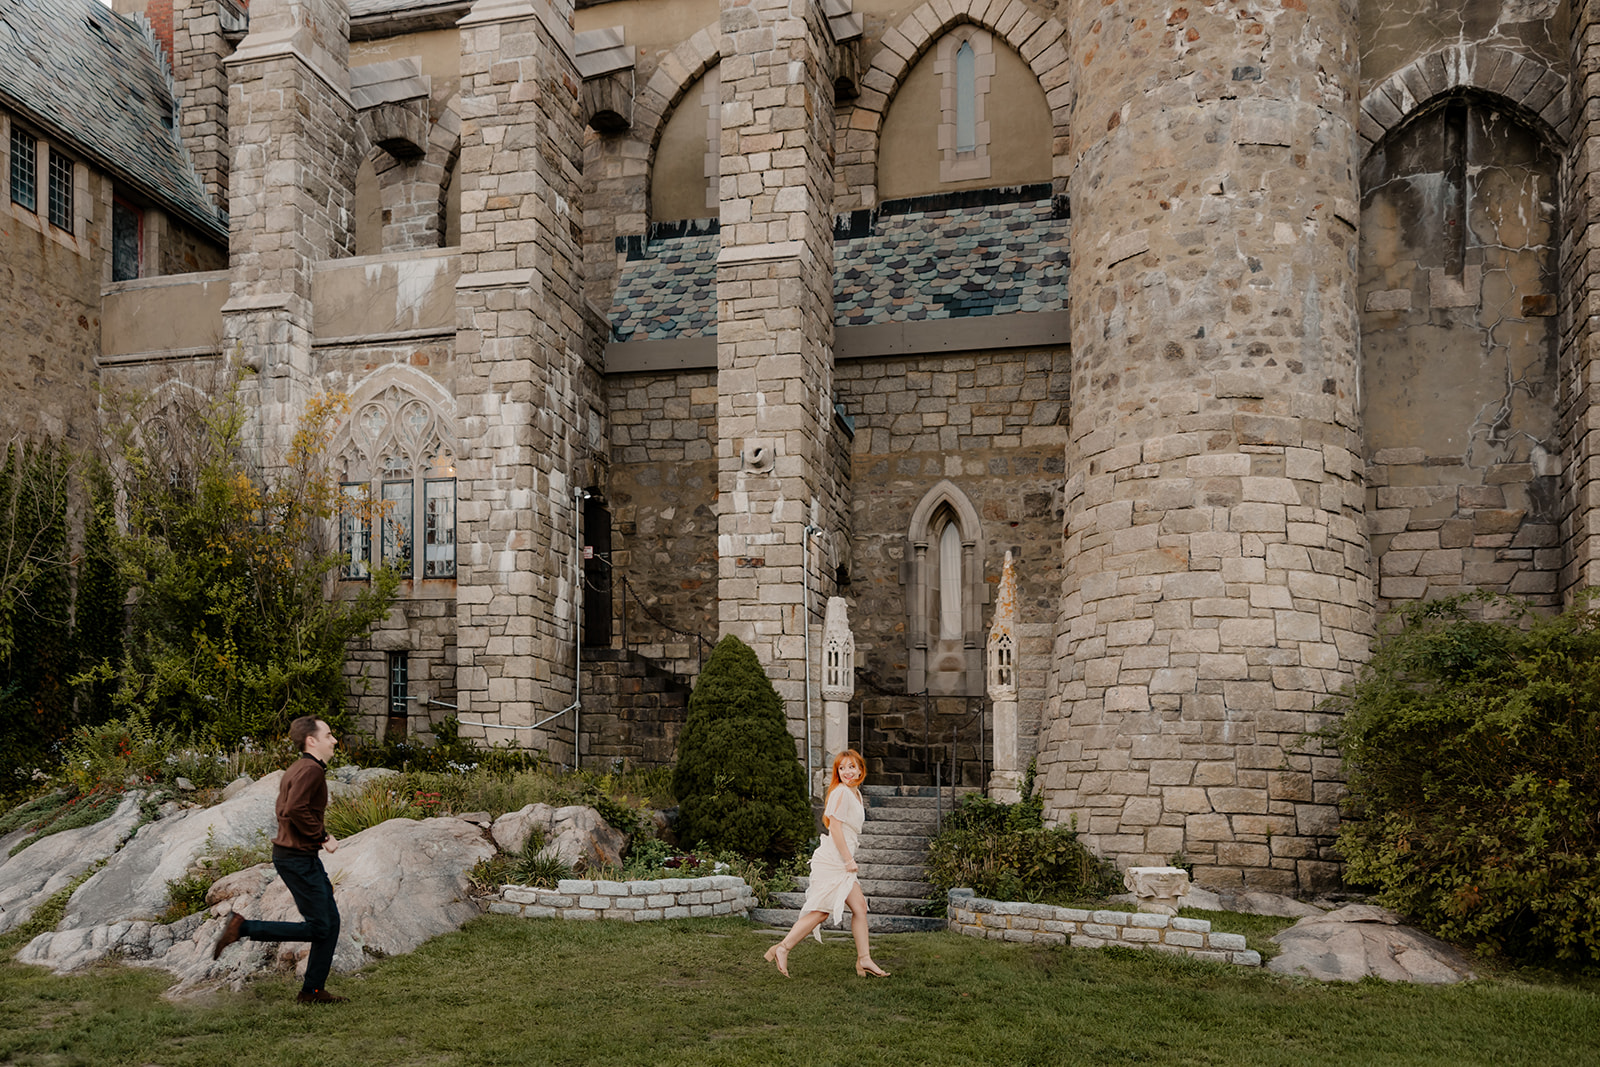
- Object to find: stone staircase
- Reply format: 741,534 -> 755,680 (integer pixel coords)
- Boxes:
751,784 -> 976,934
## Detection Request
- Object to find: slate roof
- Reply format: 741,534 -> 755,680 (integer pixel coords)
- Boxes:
0,0 -> 226,241
608,198 -> 1068,342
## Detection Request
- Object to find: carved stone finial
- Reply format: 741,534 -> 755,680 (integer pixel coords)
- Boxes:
986,549 -> 1018,700
821,596 -> 855,702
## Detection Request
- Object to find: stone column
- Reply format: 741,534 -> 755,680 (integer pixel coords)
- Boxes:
1562,2 -> 1600,594
820,595 -> 855,796
1040,0 -> 1370,893
222,0 -> 358,454
715,0 -> 839,744
451,0 -> 588,753
172,0 -> 243,209
987,550 -> 1021,803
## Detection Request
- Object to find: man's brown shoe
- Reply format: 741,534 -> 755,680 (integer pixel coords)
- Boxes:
296,989 -> 348,1004
211,913 -> 246,960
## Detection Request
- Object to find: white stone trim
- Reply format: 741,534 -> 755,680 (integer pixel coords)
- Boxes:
934,28 -> 993,185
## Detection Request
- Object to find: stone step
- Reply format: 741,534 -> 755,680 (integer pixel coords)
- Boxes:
860,785 -> 982,799
790,876 -> 934,899
749,908 -> 946,934
768,891 -> 936,915
858,833 -> 931,852
857,848 -> 929,868
862,806 -> 942,824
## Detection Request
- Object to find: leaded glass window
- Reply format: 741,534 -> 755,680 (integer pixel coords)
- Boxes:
10,126 -> 36,212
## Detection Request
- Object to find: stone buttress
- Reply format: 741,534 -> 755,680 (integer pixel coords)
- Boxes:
1562,1 -> 1600,595
452,0 -> 589,750
223,0 -> 359,454
1040,0 -> 1371,893
714,0 -> 843,761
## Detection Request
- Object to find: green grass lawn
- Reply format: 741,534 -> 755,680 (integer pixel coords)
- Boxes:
2,916 -> 1597,1067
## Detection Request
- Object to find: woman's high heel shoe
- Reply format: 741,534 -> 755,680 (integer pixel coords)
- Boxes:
855,957 -> 890,978
763,943 -> 791,978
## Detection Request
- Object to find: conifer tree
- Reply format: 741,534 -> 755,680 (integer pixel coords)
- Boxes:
672,634 -> 813,862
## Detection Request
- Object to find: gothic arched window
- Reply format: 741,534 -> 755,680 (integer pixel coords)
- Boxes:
337,383 -> 457,581
907,482 -> 984,696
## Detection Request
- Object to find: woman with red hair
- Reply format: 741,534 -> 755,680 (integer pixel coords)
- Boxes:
762,749 -> 890,978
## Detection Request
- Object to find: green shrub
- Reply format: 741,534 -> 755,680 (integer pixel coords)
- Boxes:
324,784 -> 423,839
7,784 -> 126,857
160,830 -> 271,923
470,829 -> 574,891
671,635 -> 813,864
926,771 -> 1119,906
1325,593 -> 1600,964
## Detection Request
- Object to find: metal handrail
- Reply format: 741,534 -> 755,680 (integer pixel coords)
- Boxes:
616,574 -> 711,677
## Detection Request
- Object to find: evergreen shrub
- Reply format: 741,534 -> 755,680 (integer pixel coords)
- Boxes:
1325,593 -> 1600,964
671,635 -> 812,863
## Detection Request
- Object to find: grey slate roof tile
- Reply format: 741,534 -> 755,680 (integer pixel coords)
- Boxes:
609,199 -> 1068,342
0,0 -> 225,241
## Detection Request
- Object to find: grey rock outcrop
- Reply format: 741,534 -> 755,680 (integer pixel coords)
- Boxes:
17,815 -> 496,993
1266,904 -> 1478,984
0,793 -> 144,934
491,803 -> 626,869
59,772 -> 283,928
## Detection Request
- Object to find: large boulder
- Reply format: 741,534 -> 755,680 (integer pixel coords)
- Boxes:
17,815 -> 496,993
1266,904 -> 1478,984
59,772 -> 284,928
0,793 -> 144,934
490,803 -> 626,869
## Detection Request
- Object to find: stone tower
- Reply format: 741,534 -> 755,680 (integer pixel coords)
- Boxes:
451,0 -> 590,752
224,0 -> 360,453
1038,0 -> 1369,892
714,0 -> 843,767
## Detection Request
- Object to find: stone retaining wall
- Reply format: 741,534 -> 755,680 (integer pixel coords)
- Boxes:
945,889 -> 1261,967
485,876 -> 755,922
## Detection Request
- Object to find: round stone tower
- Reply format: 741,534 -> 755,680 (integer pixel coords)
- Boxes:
1040,0 -> 1371,893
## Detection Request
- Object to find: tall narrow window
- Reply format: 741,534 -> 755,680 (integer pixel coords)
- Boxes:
47,150 -> 73,231
938,519 -> 963,640
387,651 -> 409,741
381,456 -> 414,575
955,41 -> 977,153
908,482 -> 982,696
340,483 -> 371,579
113,199 -> 142,281
423,478 -> 456,578
10,127 -> 36,212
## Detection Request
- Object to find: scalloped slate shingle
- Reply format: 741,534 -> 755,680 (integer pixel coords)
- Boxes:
608,199 -> 1068,342
0,0 -> 225,241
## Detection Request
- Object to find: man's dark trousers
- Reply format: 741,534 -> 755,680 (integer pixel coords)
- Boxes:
240,849 -> 340,993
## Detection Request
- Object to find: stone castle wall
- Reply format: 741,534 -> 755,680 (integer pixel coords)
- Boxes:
34,0 -> 1591,897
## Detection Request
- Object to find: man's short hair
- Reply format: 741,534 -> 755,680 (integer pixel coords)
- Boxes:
289,716 -> 323,753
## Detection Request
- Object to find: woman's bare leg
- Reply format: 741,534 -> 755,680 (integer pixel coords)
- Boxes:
764,910 -> 828,977
847,885 -> 888,977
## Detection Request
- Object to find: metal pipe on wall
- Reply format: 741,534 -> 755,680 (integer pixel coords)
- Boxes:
802,524 -> 821,794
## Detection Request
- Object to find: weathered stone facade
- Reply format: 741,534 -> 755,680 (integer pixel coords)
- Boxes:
9,0 -> 1598,893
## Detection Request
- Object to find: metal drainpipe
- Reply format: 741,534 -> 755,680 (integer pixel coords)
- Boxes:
802,524 -> 820,794
574,485 -> 589,771
457,482 -> 590,768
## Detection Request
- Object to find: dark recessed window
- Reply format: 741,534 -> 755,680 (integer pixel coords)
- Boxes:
47,149 -> 73,231
10,126 -> 36,212
112,198 -> 142,281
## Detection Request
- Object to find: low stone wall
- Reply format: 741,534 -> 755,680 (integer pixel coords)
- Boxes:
946,889 -> 1262,966
485,876 -> 756,922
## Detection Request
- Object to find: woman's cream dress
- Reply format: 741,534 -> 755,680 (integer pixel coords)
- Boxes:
799,785 -> 866,940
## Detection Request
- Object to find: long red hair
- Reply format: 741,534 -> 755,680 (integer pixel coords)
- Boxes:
822,749 -> 866,830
